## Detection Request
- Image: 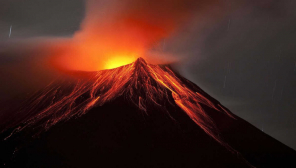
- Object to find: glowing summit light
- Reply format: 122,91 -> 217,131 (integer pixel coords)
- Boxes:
104,56 -> 137,69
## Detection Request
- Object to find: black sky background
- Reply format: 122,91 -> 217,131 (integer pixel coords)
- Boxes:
0,0 -> 295,150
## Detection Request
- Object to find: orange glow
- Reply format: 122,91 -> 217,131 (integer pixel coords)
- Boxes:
47,0 -> 225,72
49,0 -> 183,72
104,55 -> 137,69
50,38 -> 146,71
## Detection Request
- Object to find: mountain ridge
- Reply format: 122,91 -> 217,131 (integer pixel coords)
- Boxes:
1,57 -> 296,167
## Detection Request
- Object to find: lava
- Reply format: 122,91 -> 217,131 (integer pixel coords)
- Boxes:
2,58 -> 236,152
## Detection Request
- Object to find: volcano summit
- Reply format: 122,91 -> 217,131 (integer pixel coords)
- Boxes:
1,58 -> 296,168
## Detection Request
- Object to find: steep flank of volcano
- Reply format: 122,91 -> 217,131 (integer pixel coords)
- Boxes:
2,58 -> 235,150
1,58 -> 296,168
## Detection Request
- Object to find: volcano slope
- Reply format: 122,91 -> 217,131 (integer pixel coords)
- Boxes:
1,58 -> 296,168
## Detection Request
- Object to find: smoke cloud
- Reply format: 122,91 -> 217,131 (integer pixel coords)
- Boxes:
50,0 -> 224,71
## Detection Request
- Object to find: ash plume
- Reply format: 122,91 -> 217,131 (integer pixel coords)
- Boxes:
51,0 -> 225,71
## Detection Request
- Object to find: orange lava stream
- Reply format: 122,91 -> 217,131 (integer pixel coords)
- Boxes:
3,58 -> 236,152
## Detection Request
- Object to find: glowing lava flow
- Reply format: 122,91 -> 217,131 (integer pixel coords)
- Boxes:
2,58 -> 237,151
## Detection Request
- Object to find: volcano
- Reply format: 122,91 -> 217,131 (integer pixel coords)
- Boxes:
1,58 -> 296,168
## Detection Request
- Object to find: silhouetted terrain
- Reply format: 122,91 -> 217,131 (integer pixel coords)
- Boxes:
1,58 -> 296,168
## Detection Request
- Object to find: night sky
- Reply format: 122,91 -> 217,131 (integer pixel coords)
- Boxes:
0,0 -> 295,150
